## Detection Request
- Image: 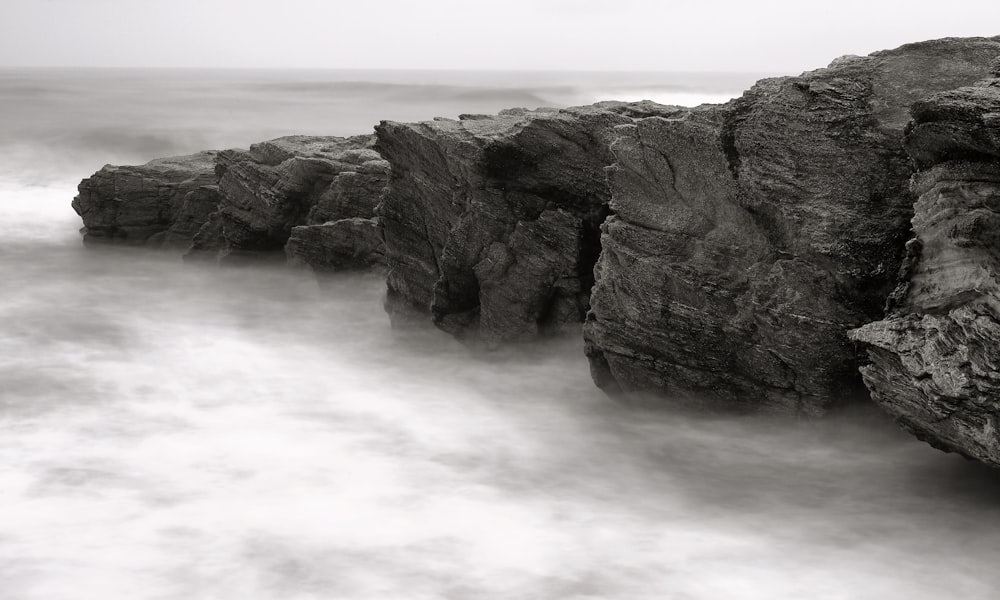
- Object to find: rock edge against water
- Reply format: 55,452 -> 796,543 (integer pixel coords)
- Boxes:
74,135 -> 389,272
849,63 -> 1000,466
72,36 -> 1000,466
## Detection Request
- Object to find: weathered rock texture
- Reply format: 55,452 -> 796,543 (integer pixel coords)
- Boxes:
75,135 -> 389,272
375,102 -> 679,345
206,135 -> 388,267
73,37 -> 1000,439
850,71 -> 1000,464
284,141 -> 390,272
583,37 -> 1000,414
285,217 -> 385,272
72,152 -> 220,248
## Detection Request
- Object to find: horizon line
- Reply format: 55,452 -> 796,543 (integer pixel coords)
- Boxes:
0,65 -> 782,76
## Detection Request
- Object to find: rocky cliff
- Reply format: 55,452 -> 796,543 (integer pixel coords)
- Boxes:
849,63 -> 1000,465
206,135 -> 387,265
73,37 -> 1000,459
370,37 -> 1000,413
585,37 -> 1000,414
374,102 -> 679,345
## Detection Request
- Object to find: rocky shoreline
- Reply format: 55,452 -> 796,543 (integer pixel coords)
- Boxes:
73,37 -> 1000,465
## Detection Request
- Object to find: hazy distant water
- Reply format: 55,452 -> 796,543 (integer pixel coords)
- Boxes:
0,68 -> 752,184
2,69 -> 1000,600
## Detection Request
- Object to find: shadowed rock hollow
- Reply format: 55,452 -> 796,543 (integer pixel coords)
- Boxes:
374,102 -> 680,346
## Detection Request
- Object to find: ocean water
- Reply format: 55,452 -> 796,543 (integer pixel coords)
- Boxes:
2,69 -> 1000,600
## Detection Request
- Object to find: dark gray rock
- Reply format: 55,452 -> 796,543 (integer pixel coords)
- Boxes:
74,135 -> 390,272
583,36 -> 1000,414
72,152 -> 220,247
210,135 -> 388,265
375,101 -> 680,346
850,77 -> 1000,465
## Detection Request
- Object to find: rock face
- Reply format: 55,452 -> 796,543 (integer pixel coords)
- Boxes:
583,37 -> 1000,414
75,135 -> 389,271
285,217 -> 385,272
207,135 -> 389,267
72,152 -> 220,247
284,143 -> 390,272
375,102 -> 679,345
849,70 -> 1000,464
72,37 -> 1000,440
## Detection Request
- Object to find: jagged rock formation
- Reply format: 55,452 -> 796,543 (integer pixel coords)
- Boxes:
849,68 -> 1000,465
582,37 -> 1000,414
72,37 -> 1000,445
284,143 -> 390,272
75,135 -> 389,272
72,152 -> 220,247
206,135 -> 388,266
375,102 -> 680,345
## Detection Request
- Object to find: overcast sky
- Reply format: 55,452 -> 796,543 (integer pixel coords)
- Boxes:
2,0 -> 999,73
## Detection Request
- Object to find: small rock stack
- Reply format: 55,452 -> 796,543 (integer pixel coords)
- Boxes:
73,135 -> 389,271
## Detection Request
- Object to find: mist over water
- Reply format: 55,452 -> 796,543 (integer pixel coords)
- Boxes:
2,69 -> 1000,599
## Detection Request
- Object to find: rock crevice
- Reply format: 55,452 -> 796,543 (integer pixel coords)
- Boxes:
850,71 -> 1000,464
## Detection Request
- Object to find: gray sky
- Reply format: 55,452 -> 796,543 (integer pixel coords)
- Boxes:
2,0 -> 999,72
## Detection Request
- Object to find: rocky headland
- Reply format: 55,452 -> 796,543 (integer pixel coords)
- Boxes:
374,102 -> 679,344
587,38 -> 1000,414
73,37 -> 1000,464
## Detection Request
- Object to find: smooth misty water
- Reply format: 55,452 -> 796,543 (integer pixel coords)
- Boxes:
2,70 -> 1000,600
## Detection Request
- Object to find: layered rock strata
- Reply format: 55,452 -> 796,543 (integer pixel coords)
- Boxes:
375,102 -> 679,345
849,69 -> 1000,464
206,135 -> 388,267
581,37 -> 1000,414
75,135 -> 389,271
370,37 -> 1000,412
73,152 -> 220,248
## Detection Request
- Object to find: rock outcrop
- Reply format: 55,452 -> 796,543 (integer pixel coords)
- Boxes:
72,152 -> 220,247
285,217 -> 385,272
207,135 -> 388,267
582,37 -> 1000,414
375,102 -> 679,345
284,142 -> 390,272
75,135 -> 389,272
849,67 -> 1000,464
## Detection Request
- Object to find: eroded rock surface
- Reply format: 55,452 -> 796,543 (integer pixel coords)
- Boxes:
72,37 -> 1000,428
209,135 -> 388,266
72,152 -> 220,247
375,102 -> 680,345
75,135 -> 389,271
584,37 -> 1000,414
850,73 -> 1000,464
286,217 -> 385,272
